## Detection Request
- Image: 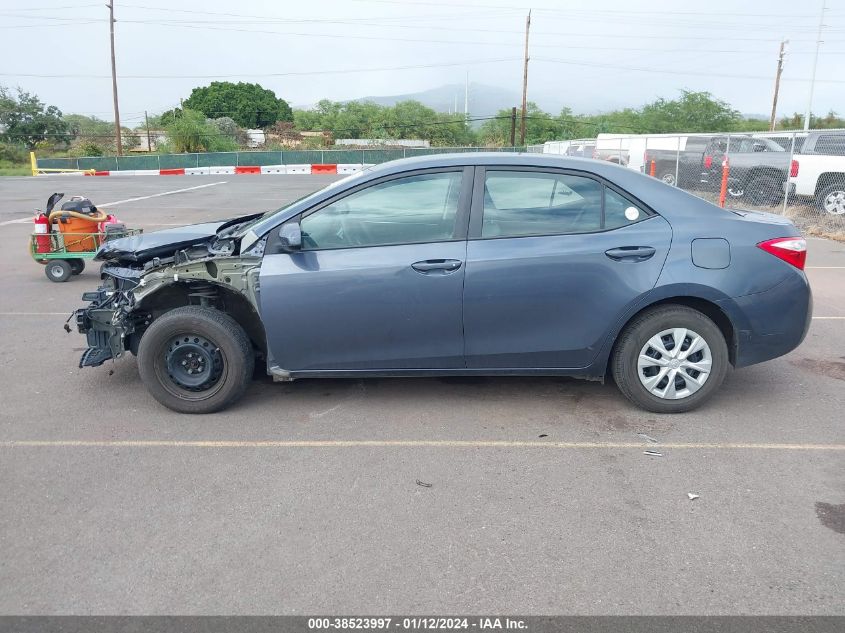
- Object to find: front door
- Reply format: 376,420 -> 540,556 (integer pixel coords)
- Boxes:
463,167 -> 672,369
260,168 -> 472,371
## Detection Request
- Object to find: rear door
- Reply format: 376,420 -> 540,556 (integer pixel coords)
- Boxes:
259,167 -> 472,371
462,167 -> 672,369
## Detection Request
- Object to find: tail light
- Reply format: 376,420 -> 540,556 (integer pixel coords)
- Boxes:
704,155 -> 713,169
790,159 -> 799,177
757,237 -> 807,270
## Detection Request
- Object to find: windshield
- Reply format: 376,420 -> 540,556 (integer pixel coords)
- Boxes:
232,168 -> 371,237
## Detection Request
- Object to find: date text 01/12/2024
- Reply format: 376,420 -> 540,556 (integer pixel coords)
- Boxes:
307,618 -> 528,630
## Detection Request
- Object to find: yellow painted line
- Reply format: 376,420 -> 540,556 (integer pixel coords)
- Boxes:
1,440 -> 843,450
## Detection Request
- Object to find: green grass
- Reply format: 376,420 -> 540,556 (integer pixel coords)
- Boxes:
0,163 -> 31,176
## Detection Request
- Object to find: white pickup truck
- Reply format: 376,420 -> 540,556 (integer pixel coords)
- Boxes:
788,131 -> 845,215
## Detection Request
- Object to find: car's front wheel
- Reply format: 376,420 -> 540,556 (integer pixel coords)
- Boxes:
137,306 -> 254,414
611,305 -> 729,413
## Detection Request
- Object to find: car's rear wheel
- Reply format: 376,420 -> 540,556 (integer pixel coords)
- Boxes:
747,175 -> 783,206
611,305 -> 729,413
658,171 -> 676,186
816,182 -> 845,215
137,306 -> 254,414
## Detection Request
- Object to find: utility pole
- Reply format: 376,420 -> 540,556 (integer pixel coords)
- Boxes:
804,0 -> 826,131
144,110 -> 152,152
509,106 -> 517,147
107,1 -> 122,155
464,71 -> 469,127
769,40 -> 787,131
519,10 -> 531,145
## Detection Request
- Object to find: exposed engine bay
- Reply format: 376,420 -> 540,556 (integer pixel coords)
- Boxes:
74,215 -> 268,369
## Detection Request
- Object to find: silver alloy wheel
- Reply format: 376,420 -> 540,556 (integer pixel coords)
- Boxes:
823,190 -> 845,215
637,327 -> 712,400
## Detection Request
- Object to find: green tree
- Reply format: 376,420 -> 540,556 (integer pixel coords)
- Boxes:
780,110 -> 845,130
163,108 -> 237,153
637,90 -> 741,133
479,103 -> 583,145
0,86 -> 71,148
63,113 -> 137,154
294,99 -> 477,146
148,108 -> 182,128
183,82 -> 292,129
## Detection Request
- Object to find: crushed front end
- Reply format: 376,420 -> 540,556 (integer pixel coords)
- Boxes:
74,267 -> 146,367
73,215 -> 267,370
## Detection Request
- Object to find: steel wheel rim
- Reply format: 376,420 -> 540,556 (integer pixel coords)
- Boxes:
156,333 -> 228,401
49,264 -> 65,278
637,327 -> 712,400
823,190 -> 845,215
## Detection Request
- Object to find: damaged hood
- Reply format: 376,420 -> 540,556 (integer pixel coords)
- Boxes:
95,213 -> 262,264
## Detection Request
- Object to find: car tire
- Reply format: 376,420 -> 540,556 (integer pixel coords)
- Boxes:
747,175 -> 783,206
726,179 -> 745,198
45,259 -> 72,283
815,182 -> 845,215
658,171 -> 676,186
69,259 -> 85,275
137,306 -> 254,414
611,305 -> 729,414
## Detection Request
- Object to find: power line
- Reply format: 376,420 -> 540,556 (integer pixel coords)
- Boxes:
5,3 -> 101,10
0,57 -> 520,79
349,0 -> 826,19
119,3 -> 517,23
533,56 -> 845,84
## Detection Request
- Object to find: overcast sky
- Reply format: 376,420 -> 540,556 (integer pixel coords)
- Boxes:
2,0 -> 844,126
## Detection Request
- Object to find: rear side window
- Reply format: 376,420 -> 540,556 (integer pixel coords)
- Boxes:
684,137 -> 709,152
814,134 -> 845,156
481,170 -> 649,238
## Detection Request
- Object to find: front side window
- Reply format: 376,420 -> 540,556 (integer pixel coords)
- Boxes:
301,171 -> 462,249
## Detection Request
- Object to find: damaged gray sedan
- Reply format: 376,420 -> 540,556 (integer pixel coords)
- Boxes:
75,153 -> 811,414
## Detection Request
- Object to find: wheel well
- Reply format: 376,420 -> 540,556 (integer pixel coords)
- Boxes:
133,282 -> 267,358
814,173 -> 845,196
611,296 -> 737,368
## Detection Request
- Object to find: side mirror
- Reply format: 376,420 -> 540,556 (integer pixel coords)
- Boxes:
278,222 -> 302,251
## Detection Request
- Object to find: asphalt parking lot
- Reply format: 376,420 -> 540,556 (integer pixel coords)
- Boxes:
0,175 -> 843,615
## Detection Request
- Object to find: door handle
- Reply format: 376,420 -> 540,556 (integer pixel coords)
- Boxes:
605,246 -> 657,262
411,259 -> 462,273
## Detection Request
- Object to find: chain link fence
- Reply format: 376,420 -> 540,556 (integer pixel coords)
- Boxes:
534,130 -> 845,239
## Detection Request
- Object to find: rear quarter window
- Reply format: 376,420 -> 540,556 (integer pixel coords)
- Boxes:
813,134 -> 845,156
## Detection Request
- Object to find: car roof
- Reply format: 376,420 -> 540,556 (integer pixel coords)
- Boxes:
363,152 -> 626,178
